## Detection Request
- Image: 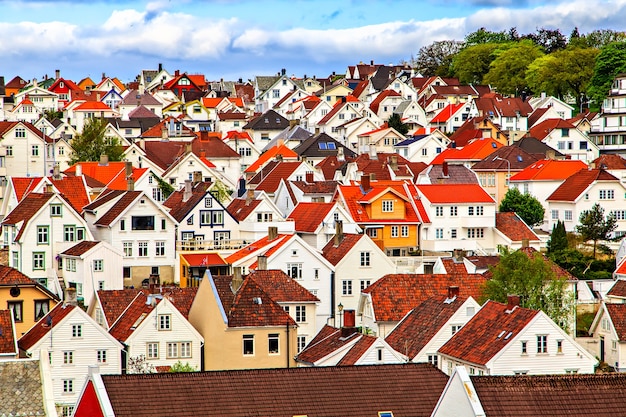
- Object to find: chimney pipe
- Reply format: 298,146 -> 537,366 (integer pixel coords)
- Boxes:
231,267 -> 243,293
75,164 -> 82,177
183,180 -> 193,202
246,189 -> 254,205
268,226 -> 278,241
125,161 -> 133,178
53,164 -> 61,180
361,174 -> 371,192
99,154 -> 109,166
507,295 -> 520,311
447,286 -> 460,300
442,161 -> 449,177
305,171 -> 314,183
334,220 -> 344,246
127,178 -> 135,191
390,155 -> 398,171
257,255 -> 268,271
521,238 -> 529,248
45,183 -> 53,193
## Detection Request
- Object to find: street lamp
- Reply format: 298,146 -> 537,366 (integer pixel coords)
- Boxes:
338,303 -> 344,328
492,156 -> 511,186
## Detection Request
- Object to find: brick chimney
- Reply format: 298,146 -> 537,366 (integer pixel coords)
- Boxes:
442,161 -> 449,177
447,286 -> 460,300
305,171 -> 314,183
390,155 -> 398,171
245,189 -> 254,206
127,177 -> 135,191
506,295 -> 520,312
361,174 -> 371,192
125,161 -> 133,178
75,164 -> 82,177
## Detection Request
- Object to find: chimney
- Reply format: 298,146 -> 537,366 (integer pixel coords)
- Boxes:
390,155 -> 398,171
231,267 -> 243,293
257,255 -> 268,271
64,287 -> 78,307
506,295 -> 520,311
99,154 -> 109,166
102,72 -> 106,80
521,238 -> 529,248
546,149 -> 555,160
340,310 -> 357,336
268,226 -> 278,241
158,62 -> 163,72
183,180 -> 193,202
361,174 -> 371,191
162,126 -> 168,140
305,171 -> 314,183
369,144 -> 377,160
139,138 -> 145,150
127,177 -> 135,191
200,150 -> 206,158
55,69 -> 60,79
589,162 -> 596,170
453,249 -> 464,263
246,189 -> 254,205
175,70 -> 180,77
185,143 -> 192,154
442,161 -> 449,177
75,164 -> 82,177
337,146 -> 345,162
52,164 -> 61,180
334,220 -> 344,246
193,171 -> 203,184
125,161 -> 133,178
447,286 -> 460,300
45,183 -> 53,193
275,154 -> 283,162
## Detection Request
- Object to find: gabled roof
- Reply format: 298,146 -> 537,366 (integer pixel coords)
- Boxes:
288,202 -> 335,233
363,273 -> 487,322
430,138 -> 502,164
226,197 -> 262,222
180,253 -> 228,267
247,270 -> 319,303
474,93 -> 533,118
93,363 -> 448,417
225,234 -> 290,264
19,303 -> 77,351
93,191 -> 142,226
244,144 -> 298,174
593,153 -> 626,170
438,300 -> 539,365
0,265 -> 45,286
120,90 -> 161,106
96,288 -> 143,327
0,310 -> 17,355
471,145 -> 540,172
296,325 -> 364,364
417,184 -> 494,204
293,132 -> 357,159
547,168 -> 618,202
607,279 -> 626,298
369,89 -> 401,114
527,118 -> 577,141
509,159 -> 587,181
242,109 -> 289,130
65,161 -> 127,186
422,164 -> 478,184
606,303 -> 626,341
252,161 -> 303,194
61,240 -> 100,257
162,182 -> 213,222
386,295 -> 469,359
495,212 -> 540,242
1,193 -> 54,240
430,102 -> 465,123
322,234 -> 364,266
512,136 -> 565,159
74,101 -> 114,112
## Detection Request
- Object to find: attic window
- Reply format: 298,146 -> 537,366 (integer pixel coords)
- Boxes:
327,142 -> 336,150
497,330 -> 506,338
378,412 -> 394,417
131,312 -> 147,330
319,142 -> 327,150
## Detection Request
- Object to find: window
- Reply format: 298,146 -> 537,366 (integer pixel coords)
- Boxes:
138,241 -> 148,257
123,241 -> 132,257
63,225 -> 75,242
401,225 -> 409,237
428,354 -> 438,367
257,212 -> 273,222
314,269 -> 319,280
62,406 -> 74,417
360,279 -> 371,291
564,210 -> 573,221
342,280 -> 353,295
200,210 -> 224,226
31,145 -> 39,157
5,146 -> 12,156
435,206 -> 443,217
34,300 -> 49,321
421,148 -> 428,156
147,342 -> 159,359
451,325 -> 462,335
551,210 -> 559,220
98,281 -> 105,290
63,351 -> 74,364
521,341 -> 528,354
435,228 -> 443,239
561,128 -> 569,137
297,335 -> 307,353
239,147 -> 252,157
360,251 -> 370,267
159,314 -> 171,330
15,127 -> 26,138
557,339 -> 563,354
391,226 -> 399,238
450,229 -> 457,239
181,342 -> 191,358
120,219 -> 126,230
131,215 -> 155,230
65,258 -> 76,272
450,206 -> 458,216
287,263 -> 302,279
167,342 -> 179,358
63,379 -> 74,393
8,301 -> 23,322
537,335 -> 548,353
152,187 -> 163,202
76,228 -> 85,241
93,259 -> 103,272
155,241 -> 165,256
382,200 -> 394,212
72,324 -> 82,338
50,205 -> 62,216
33,252 -> 45,270
37,226 -> 50,245
468,206 -> 474,216
466,228 -> 484,238
268,333 -> 279,354
475,206 -> 484,215
599,189 -> 615,200
243,335 -> 254,355
295,305 -> 307,322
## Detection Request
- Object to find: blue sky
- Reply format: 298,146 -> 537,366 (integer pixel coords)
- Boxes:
1,0 -> 625,84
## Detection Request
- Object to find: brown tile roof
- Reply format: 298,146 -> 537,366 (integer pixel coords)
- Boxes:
0,265 -> 37,286
607,279 -> 626,298
471,146 -> 540,172
386,296 -> 468,359
61,240 -> 100,257
162,287 -> 199,319
290,180 -> 340,195
321,234 -> 363,266
51,176 -> 91,212
211,275 -> 295,328
253,161 -> 303,194
83,189 -> 125,212
247,270 -> 319,303
527,118 -> 576,141
495,212 -> 540,242
0,310 -> 17,355
593,153 -> 626,170
97,363 -> 448,417
94,191 -> 142,226
606,303 -> 626,341
108,292 -> 162,341
288,202 -> 334,233
336,334 -> 378,365
296,325 -> 363,364
96,289 -> 143,327
225,234 -> 290,264
364,273 -> 487,323
471,372 -> 626,416
226,197 -> 261,222
438,300 -> 538,365
315,155 -> 348,180
192,131 -> 240,158
18,303 -> 77,351
162,182 -> 213,222
1,193 -> 54,240
547,168 -> 618,202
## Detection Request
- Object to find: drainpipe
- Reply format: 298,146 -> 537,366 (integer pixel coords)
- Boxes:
286,321 -> 290,369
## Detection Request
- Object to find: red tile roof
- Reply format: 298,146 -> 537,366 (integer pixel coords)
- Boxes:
162,182 -> 213,222
547,168 -> 618,202
288,202 -> 334,233
74,101 -> 114,111
247,270 -> 319,303
51,176 -> 91,212
11,177 -> 42,201
0,265 -> 45,286
225,234 -> 290,264
2,193 -> 54,240
226,197 -> 262,222
65,161 -> 127,185
96,289 -> 143,328
430,103 -> 465,123
430,138 -> 502,165
606,303 -> 626,340
296,325 -> 361,364
0,310 -> 17,355
105,167 -> 148,191
322,234 -> 364,266
607,279 -> 626,297
593,153 -> 626,170
180,253 -> 228,267
417,183 -> 494,204
18,303 -> 77,351
61,241 -> 100,257
495,212 -> 540,242
336,334 -> 378,365
244,145 -> 298,174
509,159 -> 587,181
364,273 -> 487,322
370,89 -> 401,114
253,161 -> 302,194
108,292 -> 163,342
96,363 -> 448,417
438,300 -> 538,365
527,118 -> 576,141
94,191 -> 142,226
516,247 -> 577,281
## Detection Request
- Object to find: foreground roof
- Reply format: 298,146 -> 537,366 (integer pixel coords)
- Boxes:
90,363 -> 448,417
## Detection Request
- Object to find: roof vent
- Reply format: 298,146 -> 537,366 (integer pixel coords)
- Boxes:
253,297 -> 263,305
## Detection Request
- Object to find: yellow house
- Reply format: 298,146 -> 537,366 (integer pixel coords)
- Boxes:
335,178 -> 425,256
0,265 -> 60,337
318,84 -> 354,105
188,270 -> 297,371
178,253 -> 229,288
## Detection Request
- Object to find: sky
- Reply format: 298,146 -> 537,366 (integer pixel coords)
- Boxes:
1,0 -> 625,84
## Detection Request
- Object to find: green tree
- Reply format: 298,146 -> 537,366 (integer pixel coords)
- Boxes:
169,361 -> 196,372
452,43 -> 501,85
387,113 -> 409,135
464,27 -> 513,45
522,27 -> 567,53
525,47 -> 598,109
584,29 -> 626,48
413,40 -> 463,76
547,220 -> 568,254
499,187 -> 545,228
210,179 -> 233,204
482,248 -> 575,330
483,40 -> 544,95
576,203 -> 617,258
587,41 -> 626,110
69,117 -> 124,164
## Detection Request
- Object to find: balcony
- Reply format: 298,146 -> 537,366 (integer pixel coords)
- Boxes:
176,238 -> 249,252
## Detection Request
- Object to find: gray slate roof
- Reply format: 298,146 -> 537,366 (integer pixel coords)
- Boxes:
0,360 -> 47,416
